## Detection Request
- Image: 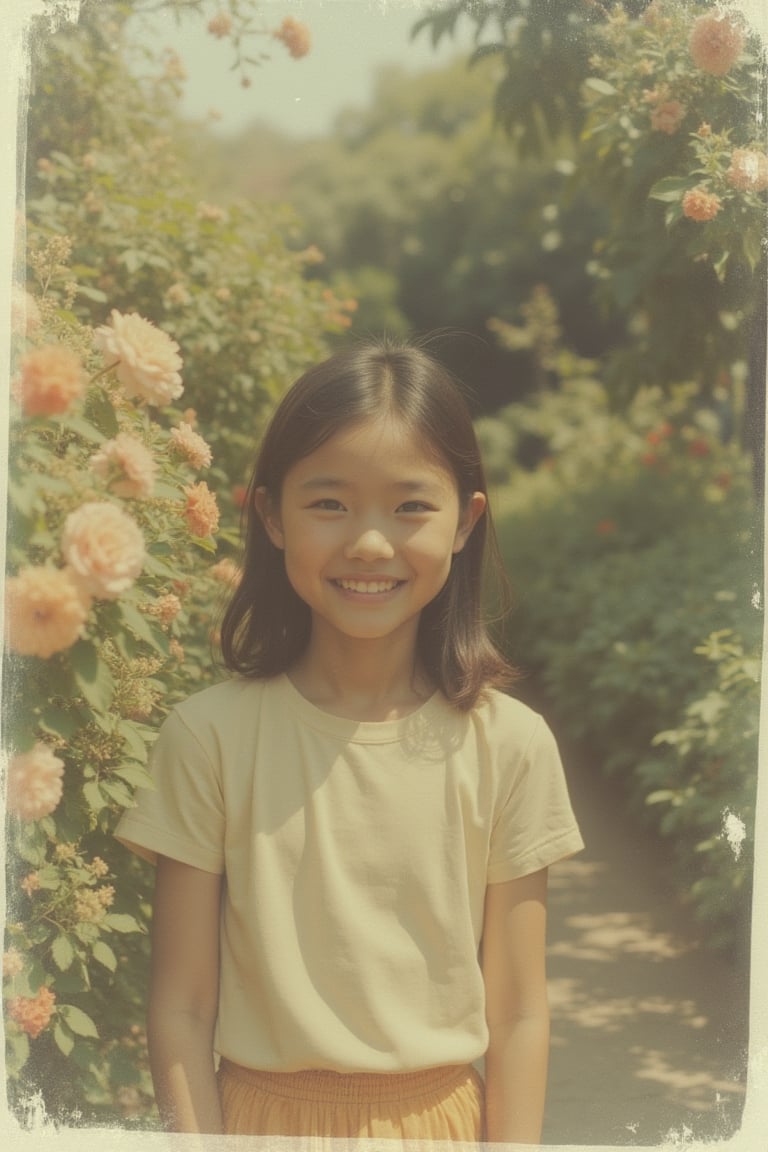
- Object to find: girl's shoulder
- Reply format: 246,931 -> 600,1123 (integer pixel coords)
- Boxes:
470,687 -> 556,757
167,674 -> 273,737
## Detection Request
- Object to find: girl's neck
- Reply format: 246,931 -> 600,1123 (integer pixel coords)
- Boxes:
288,629 -> 432,722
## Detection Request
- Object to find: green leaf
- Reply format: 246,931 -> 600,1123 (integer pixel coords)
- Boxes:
53,1021 -> 75,1056
52,934 -> 76,971
76,284 -> 108,303
84,387 -> 120,438
65,415 -> 106,444
39,704 -> 82,740
5,1030 -> 30,1074
35,865 -> 62,890
113,763 -> 153,789
584,77 -> 617,97
648,177 -> 688,204
117,722 -> 150,765
71,641 -> 115,711
101,779 -> 134,807
58,1004 -> 98,1038
91,940 -> 117,972
83,780 -> 107,814
118,602 -> 165,649
102,913 -> 142,934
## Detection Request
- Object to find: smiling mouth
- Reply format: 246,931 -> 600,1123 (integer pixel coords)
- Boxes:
333,578 -> 403,594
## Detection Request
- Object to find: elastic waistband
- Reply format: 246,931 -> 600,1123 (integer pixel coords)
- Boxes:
218,1059 -> 476,1104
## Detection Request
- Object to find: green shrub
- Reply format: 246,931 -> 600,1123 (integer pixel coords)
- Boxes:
491,371 -> 761,950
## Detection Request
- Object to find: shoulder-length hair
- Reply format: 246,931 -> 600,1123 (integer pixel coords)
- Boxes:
219,337 -> 516,710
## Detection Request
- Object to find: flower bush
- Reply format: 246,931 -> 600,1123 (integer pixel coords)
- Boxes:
3,271 -> 230,1120
5,0 -> 344,1125
488,345 -> 760,952
577,1 -> 766,395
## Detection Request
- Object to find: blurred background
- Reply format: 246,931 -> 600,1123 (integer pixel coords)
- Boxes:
5,0 -> 766,1140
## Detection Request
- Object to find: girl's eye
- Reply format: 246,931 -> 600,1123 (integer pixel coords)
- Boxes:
398,501 -> 433,513
310,499 -> 345,511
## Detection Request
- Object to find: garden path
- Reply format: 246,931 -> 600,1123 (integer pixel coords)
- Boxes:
543,753 -> 750,1148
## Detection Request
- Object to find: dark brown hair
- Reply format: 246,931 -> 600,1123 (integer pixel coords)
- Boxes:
219,338 -> 515,709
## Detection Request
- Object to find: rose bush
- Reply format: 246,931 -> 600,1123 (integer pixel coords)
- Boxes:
5,0 -> 345,1126
4,273 -> 227,1122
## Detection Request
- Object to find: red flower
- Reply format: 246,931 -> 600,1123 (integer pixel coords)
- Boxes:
641,451 -> 659,467
688,439 -> 710,458
232,484 -> 248,508
645,422 -> 674,446
596,519 -> 617,536
715,472 -> 732,490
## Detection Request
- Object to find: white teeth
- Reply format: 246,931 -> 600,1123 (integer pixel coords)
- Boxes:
337,579 -> 399,594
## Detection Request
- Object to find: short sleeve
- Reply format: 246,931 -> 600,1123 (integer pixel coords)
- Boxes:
487,716 -> 584,884
114,708 -> 225,874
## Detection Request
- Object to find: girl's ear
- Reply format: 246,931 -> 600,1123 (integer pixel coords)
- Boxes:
452,491 -> 487,554
253,486 -> 285,549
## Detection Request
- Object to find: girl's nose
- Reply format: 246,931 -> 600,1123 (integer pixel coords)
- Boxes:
344,527 -> 395,562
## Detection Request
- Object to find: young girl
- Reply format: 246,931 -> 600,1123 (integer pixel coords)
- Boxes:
116,339 -> 583,1143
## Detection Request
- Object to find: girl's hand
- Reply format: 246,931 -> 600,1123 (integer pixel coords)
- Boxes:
482,867 -> 550,1144
147,856 -> 224,1133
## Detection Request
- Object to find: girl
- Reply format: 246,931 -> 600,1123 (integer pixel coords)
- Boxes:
116,339 -> 583,1143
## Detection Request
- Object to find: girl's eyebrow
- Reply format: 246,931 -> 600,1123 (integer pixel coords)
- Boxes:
299,477 -> 445,495
299,476 -> 349,490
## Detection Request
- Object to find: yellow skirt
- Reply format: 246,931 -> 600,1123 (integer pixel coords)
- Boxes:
218,1058 -> 485,1140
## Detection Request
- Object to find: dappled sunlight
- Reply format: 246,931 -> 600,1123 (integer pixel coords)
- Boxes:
630,1047 -> 745,1107
551,910 -> 690,962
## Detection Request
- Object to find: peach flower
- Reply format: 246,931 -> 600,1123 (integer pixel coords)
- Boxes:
211,557 -> 241,585
90,433 -> 158,499
207,11 -> 232,38
169,639 -> 185,663
184,482 -> 220,537
10,286 -> 41,337
8,987 -> 56,1039
18,344 -> 85,417
164,282 -> 191,307
6,742 -> 65,821
74,886 -> 114,922
689,14 -> 745,77
682,186 -> 722,222
93,310 -> 183,406
273,16 -> 311,59
650,100 -> 685,134
62,502 -> 145,600
21,872 -> 40,896
3,948 -> 24,979
726,148 -> 768,193
5,565 -> 91,658
170,422 -> 212,469
146,593 -> 182,625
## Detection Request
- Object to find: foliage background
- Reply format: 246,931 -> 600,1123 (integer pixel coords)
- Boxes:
3,0 -> 765,1132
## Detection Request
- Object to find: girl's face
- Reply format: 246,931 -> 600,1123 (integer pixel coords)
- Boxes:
256,416 -> 485,649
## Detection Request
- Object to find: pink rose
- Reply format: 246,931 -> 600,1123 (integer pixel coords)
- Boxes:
689,14 -> 745,77
5,565 -> 91,658
682,186 -> 722,222
90,432 -> 158,499
93,310 -> 183,406
6,743 -> 65,821
18,344 -> 85,417
62,502 -> 145,600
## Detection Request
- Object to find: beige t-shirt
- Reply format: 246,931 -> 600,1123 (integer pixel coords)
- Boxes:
116,674 -> 583,1073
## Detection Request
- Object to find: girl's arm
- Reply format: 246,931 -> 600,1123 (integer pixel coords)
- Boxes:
147,855 -> 224,1133
482,867 -> 550,1144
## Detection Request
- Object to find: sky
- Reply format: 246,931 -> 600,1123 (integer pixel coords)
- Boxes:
127,0 -> 477,138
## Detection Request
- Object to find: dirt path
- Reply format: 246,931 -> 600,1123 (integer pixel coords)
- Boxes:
543,754 -> 750,1147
